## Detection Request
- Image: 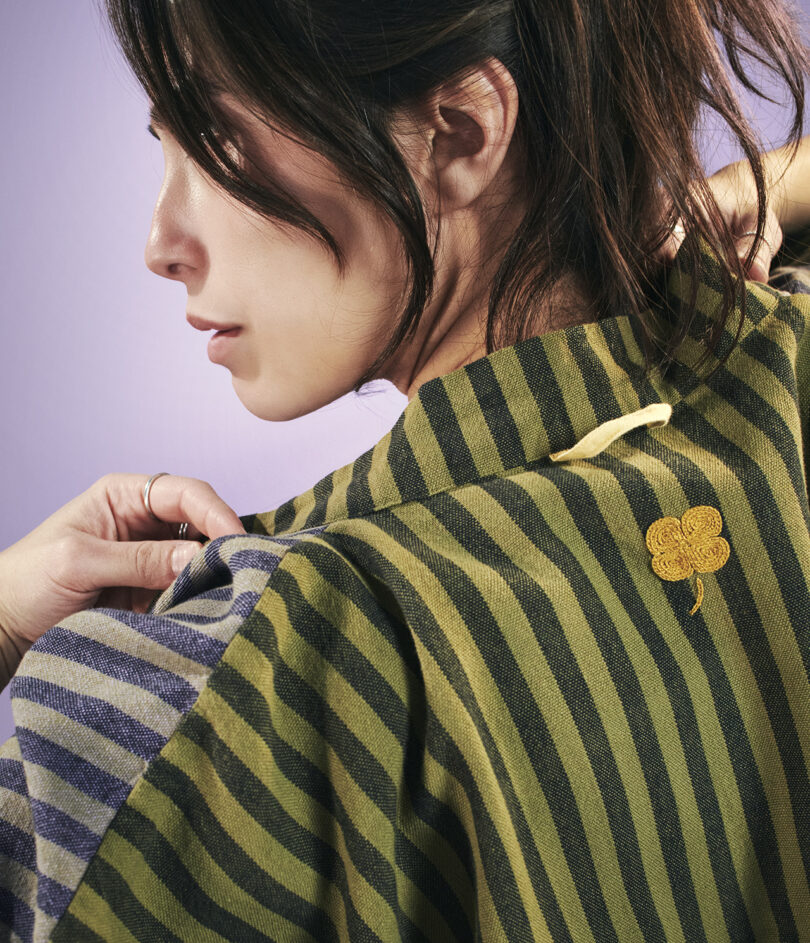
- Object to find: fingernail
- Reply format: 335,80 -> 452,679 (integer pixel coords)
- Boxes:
172,544 -> 199,575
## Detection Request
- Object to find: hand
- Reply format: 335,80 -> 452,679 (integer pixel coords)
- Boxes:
0,473 -> 246,656
656,157 -> 784,283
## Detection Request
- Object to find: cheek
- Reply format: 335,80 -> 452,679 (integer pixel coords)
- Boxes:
263,140 -> 409,311
260,192 -> 408,351
205,146 -> 408,358
321,192 -> 410,322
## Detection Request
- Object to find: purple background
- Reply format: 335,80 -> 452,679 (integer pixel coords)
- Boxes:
1,1 -> 808,740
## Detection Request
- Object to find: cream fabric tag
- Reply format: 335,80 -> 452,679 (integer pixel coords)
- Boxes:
549,403 -> 672,462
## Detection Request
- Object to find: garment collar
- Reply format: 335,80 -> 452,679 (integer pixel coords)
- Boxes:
243,237 -> 762,537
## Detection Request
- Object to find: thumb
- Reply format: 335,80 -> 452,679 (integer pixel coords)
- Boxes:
88,539 -> 202,591
170,542 -> 202,577
737,234 -> 774,284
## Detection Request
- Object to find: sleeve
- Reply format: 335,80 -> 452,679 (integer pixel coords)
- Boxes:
0,529 -> 316,943
38,530 -> 439,943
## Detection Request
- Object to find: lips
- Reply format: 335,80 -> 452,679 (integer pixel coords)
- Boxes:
186,313 -> 241,333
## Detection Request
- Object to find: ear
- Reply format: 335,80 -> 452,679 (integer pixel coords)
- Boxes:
391,57 -> 521,213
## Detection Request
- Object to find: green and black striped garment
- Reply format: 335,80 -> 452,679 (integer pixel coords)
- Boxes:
1,230 -> 809,942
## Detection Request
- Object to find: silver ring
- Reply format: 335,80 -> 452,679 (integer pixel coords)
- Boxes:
142,472 -> 170,522
143,472 -> 191,538
739,230 -> 775,256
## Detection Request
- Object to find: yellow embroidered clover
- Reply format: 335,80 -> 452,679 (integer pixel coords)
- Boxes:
645,505 -> 730,614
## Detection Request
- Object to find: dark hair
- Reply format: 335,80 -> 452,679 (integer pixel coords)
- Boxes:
102,0 -> 810,392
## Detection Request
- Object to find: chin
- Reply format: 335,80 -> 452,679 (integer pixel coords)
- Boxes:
232,379 -> 335,423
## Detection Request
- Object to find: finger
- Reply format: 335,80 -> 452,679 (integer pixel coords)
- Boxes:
743,253 -> 771,284
95,585 -> 163,614
144,475 -> 247,539
170,520 -> 206,542
737,236 -> 774,283
102,473 -> 247,540
654,220 -> 687,265
131,586 -> 164,614
737,208 -> 784,283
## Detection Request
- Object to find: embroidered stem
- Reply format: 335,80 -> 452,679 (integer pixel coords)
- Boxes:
689,577 -> 704,616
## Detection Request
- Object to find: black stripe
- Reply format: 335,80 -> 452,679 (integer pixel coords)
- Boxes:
599,316 -> 646,380
271,476 -> 324,534
263,551 -> 414,744
257,533 -> 535,942
344,444 -> 377,519
277,537 -> 481,930
51,910 -> 109,943
239,512 -> 268,536
302,468 -> 337,530
142,746 -> 343,943
110,802 -> 282,943
386,411 -> 432,503
589,443 -> 772,941
658,405 -> 810,925
541,461 -> 711,939
734,326 -> 810,522
79,852 -> 184,943
565,324 -> 623,424
515,338 -> 576,456
421,378 -> 479,486
466,357 -> 527,470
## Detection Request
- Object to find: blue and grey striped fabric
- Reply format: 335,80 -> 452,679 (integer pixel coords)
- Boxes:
0,529 -> 326,941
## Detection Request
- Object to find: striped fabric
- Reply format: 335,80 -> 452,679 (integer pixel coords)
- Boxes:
0,531 -> 327,941
2,231 -> 810,941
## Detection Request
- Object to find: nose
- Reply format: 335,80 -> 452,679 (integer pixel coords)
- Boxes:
144,172 -> 204,283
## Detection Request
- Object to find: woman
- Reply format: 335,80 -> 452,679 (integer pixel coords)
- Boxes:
1,0 -> 810,939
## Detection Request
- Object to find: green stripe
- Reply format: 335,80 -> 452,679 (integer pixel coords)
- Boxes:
559,453 -> 750,936
54,898 -> 132,943
134,757 -> 330,943
451,479 -> 687,939
75,850 -> 186,942
656,415 -> 810,928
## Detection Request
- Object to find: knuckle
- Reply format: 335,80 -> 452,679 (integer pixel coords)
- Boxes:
91,473 -> 112,495
195,479 -> 218,498
94,472 -> 118,489
133,541 -> 161,583
92,472 -> 126,503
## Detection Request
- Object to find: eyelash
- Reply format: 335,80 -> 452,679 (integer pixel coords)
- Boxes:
147,123 -> 232,150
